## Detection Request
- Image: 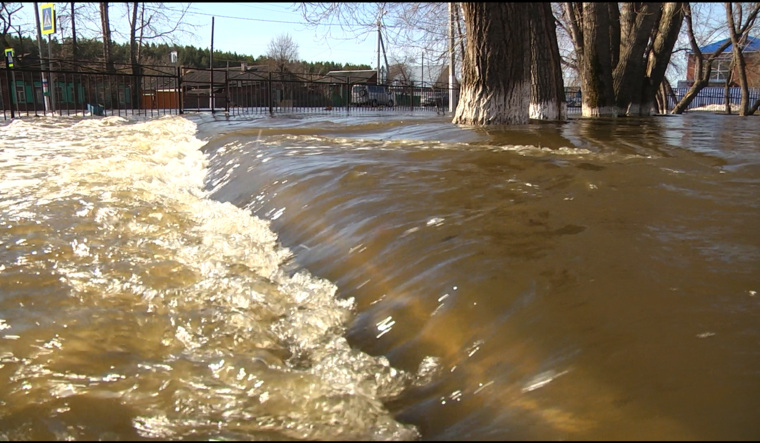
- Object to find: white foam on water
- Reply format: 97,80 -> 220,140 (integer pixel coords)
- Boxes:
0,115 -> 426,440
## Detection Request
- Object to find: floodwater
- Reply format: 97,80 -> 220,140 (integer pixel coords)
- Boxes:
1,110 -> 758,440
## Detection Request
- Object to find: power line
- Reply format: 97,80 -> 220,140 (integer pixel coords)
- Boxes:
182,9 -> 307,26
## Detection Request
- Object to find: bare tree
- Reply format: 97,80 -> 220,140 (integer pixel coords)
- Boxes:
298,2 -> 451,61
387,56 -> 415,85
671,3 -> 735,114
0,2 -> 23,52
725,2 -> 760,115
297,3 -> 458,85
71,2 -> 78,61
100,2 -> 115,72
267,33 -> 299,74
120,2 -> 195,65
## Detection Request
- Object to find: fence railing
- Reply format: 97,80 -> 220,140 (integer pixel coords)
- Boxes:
2,65 -> 758,120
666,86 -> 760,110
0,64 -> 182,120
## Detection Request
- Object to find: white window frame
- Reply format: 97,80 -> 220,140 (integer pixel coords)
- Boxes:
710,57 -> 732,82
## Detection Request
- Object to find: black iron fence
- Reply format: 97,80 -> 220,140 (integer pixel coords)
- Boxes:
2,64 -> 758,120
178,68 -> 458,116
666,86 -> 760,110
0,63 -> 180,120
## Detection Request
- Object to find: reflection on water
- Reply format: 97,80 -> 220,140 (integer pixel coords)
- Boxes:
2,112 -> 760,440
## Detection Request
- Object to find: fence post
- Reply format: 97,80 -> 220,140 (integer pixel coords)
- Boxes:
225,69 -> 229,114
177,66 -> 184,115
268,72 -> 273,116
346,77 -> 350,115
411,81 -> 415,112
4,69 -> 14,119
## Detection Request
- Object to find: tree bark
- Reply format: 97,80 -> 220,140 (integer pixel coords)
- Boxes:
529,3 -> 567,121
638,2 -> 684,115
578,2 -> 617,116
613,2 -> 662,115
100,2 -> 115,73
564,2 -> 685,117
453,3 -> 531,125
71,2 -> 78,62
129,2 -> 141,110
725,3 -> 759,116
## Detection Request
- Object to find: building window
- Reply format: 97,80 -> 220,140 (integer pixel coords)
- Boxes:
710,58 -> 732,82
15,83 -> 26,103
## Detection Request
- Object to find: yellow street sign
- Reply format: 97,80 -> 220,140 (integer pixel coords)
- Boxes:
5,48 -> 14,68
41,3 -> 56,35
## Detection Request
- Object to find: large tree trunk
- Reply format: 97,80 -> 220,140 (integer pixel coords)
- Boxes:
529,3 -> 566,121
613,2 -> 662,115
453,3 -> 531,125
564,2 -> 684,117
638,2 -> 684,115
578,3 -> 617,116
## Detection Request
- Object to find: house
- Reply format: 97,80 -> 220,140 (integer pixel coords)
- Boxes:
176,65 -> 271,109
685,35 -> 760,87
388,63 -> 457,89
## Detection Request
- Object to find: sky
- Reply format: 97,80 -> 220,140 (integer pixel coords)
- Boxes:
17,2 -> 384,67
179,3 -> 382,66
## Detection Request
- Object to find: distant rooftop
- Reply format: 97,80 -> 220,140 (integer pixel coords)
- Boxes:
696,35 -> 760,54
316,70 -> 377,83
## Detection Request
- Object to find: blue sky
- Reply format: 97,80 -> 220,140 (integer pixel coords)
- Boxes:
17,2 -> 382,67
180,3 -> 381,66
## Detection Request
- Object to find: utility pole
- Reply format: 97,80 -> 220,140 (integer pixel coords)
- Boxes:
47,33 -> 55,112
210,16 -> 214,112
376,16 -> 381,85
421,51 -> 424,88
33,2 -> 51,114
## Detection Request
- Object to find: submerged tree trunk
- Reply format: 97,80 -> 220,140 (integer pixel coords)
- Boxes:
638,2 -> 684,115
453,3 -> 531,125
725,3 -> 758,116
578,3 -> 617,116
613,2 -> 662,115
529,3 -> 566,121
564,2 -> 684,117
655,77 -> 677,113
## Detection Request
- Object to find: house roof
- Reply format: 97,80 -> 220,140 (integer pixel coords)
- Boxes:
390,64 -> 457,86
697,35 -> 760,54
316,70 -> 377,83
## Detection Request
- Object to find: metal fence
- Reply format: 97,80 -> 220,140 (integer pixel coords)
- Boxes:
0,64 -> 181,120
667,86 -> 760,110
2,64 -> 758,120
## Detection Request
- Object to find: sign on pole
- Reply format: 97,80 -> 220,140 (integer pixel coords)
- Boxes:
4,48 -> 14,68
40,3 -> 55,35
